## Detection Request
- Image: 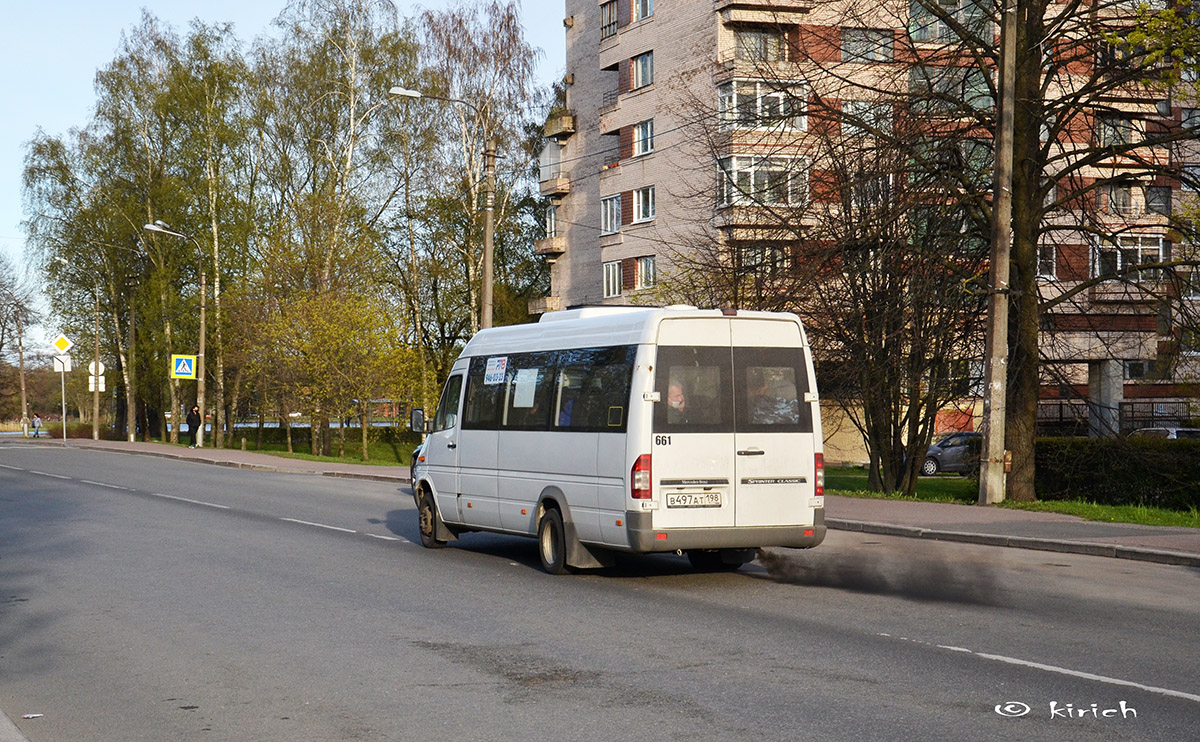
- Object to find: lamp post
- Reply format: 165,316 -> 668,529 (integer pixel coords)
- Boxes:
389,86 -> 497,329
143,221 -> 206,448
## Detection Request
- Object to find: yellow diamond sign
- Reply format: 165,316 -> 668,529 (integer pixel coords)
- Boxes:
52,334 -> 73,354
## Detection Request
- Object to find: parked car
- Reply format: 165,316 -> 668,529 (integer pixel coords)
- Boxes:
1129,427 -> 1200,440
920,432 -> 982,476
409,442 -> 424,484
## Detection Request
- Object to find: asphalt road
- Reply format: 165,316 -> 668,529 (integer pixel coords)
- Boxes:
1,445 -> 1197,741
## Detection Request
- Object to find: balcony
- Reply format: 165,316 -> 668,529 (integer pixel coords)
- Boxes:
544,112 -> 576,142
540,176 -> 571,197
534,236 -> 566,257
528,296 -> 564,315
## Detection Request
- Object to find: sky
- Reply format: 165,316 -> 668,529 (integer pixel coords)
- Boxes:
0,0 -> 566,284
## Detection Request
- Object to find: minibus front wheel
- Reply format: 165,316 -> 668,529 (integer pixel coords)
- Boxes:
417,490 -> 447,549
538,507 -> 570,575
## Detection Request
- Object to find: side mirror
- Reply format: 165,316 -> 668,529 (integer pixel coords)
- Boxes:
410,408 -> 426,433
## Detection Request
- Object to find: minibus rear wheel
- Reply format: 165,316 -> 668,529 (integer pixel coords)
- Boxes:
418,490 -> 447,549
538,507 -> 570,575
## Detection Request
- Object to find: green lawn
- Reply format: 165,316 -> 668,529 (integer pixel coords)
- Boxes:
826,466 -> 1200,529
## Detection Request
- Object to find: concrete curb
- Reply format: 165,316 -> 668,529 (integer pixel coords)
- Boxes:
826,517 -> 1200,568
0,710 -> 30,742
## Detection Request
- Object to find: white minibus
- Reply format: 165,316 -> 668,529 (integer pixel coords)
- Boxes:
410,306 -> 825,573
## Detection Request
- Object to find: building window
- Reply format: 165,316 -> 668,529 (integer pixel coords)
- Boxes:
841,28 -> 893,62
633,186 -> 656,222
603,261 -> 622,298
545,203 -> 557,238
909,65 -> 990,114
1183,107 -> 1200,129
632,51 -> 654,89
633,119 -> 654,156
600,1 -> 618,40
718,80 -> 806,130
1184,164 -> 1200,192
1098,114 -> 1133,147
910,0 -> 986,43
1183,270 -> 1200,299
1146,186 -> 1171,215
636,256 -> 656,289
635,0 -> 653,21
1037,244 -> 1056,279
1105,183 -> 1134,214
719,157 -> 809,206
601,195 -> 621,235
738,242 -> 792,276
1093,235 -> 1164,281
841,100 -> 893,138
734,26 -> 788,62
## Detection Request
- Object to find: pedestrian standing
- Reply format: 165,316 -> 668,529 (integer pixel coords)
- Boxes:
31,413 -> 42,438
186,405 -> 201,448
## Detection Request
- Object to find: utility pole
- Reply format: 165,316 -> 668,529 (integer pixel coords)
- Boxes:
481,136 -> 497,329
93,291 -> 100,440
979,0 -> 1018,505
198,270 -> 207,448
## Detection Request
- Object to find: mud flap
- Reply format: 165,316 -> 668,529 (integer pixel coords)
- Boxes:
564,520 -> 614,569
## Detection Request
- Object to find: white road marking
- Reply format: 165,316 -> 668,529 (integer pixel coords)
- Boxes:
151,493 -> 231,510
80,480 -> 130,490
0,463 -> 25,470
41,472 -> 72,480
366,533 -> 407,543
30,470 -> 71,479
880,634 -> 1200,703
280,518 -> 357,534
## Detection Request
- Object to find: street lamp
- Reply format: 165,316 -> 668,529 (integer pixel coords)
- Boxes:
143,220 -> 206,448
389,86 -> 497,330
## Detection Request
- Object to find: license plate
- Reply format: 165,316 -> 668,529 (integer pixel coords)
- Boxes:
666,492 -> 722,508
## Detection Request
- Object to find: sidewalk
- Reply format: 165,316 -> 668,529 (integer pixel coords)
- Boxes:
10,437 -> 1200,568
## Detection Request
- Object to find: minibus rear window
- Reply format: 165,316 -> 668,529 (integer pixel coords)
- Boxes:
654,346 -> 813,433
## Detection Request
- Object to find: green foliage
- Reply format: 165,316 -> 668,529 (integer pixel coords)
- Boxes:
1035,437 -> 1200,511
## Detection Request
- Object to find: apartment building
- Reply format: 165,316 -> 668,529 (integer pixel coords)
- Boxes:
534,0 -> 1200,435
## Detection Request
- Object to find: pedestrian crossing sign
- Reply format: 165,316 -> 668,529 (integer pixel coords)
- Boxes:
171,354 -> 198,379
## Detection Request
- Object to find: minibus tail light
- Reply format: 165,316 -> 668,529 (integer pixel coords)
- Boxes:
631,454 -> 652,499
814,453 -> 824,496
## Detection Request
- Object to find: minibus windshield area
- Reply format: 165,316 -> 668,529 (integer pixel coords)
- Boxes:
654,346 -> 812,434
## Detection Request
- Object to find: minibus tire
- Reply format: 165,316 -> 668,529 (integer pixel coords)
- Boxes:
418,491 -> 447,549
538,507 -> 569,575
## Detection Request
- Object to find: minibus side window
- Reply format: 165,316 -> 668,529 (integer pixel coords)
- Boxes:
433,374 -> 463,432
501,352 -> 556,431
554,345 -> 636,432
463,357 -> 504,430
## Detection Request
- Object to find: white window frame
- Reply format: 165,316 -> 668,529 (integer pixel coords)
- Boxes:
841,28 -> 893,63
634,0 -> 653,21
633,186 -> 656,222
603,261 -> 623,298
841,99 -> 893,138
545,203 -> 557,238
734,26 -> 788,62
601,195 -> 622,235
719,156 -> 809,207
632,51 -> 654,89
636,256 -> 656,289
1092,234 -> 1164,282
633,119 -> 654,156
718,80 -> 806,131
1037,243 -> 1056,279
1105,183 -> 1134,214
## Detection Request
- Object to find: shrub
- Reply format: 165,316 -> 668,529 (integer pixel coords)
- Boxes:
1035,437 -> 1200,511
